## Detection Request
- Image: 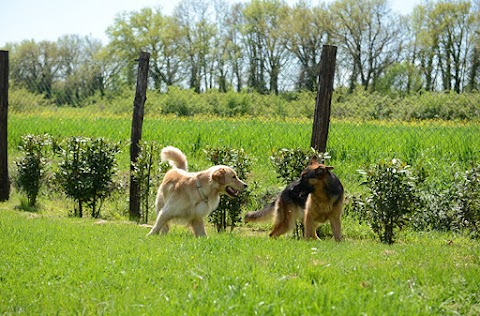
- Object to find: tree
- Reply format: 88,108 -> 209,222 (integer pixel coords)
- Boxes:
241,0 -> 290,94
411,0 -> 477,92
55,35 -> 104,105
467,0 -> 480,91
227,3 -> 246,92
106,7 -> 182,91
9,40 -> 62,99
282,1 -> 332,91
433,1 -> 474,92
173,0 -> 217,93
329,0 -> 403,91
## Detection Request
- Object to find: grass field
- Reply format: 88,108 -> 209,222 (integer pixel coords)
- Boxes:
2,109 -> 480,314
0,209 -> 479,315
8,110 -> 480,194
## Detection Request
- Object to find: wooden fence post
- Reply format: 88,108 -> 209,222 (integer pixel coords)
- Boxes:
129,52 -> 150,221
0,50 -> 9,202
310,45 -> 337,155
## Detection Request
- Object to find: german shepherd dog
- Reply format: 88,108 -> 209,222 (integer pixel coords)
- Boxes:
245,157 -> 344,241
244,175 -> 314,228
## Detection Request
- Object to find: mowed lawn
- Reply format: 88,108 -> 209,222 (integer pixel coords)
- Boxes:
0,210 -> 479,315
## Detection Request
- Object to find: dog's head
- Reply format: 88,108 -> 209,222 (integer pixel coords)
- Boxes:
211,166 -> 247,198
300,156 -> 334,185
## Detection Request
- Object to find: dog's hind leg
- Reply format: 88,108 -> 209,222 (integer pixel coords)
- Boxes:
190,218 -> 207,237
269,202 -> 297,238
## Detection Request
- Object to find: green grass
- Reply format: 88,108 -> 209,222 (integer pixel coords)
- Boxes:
0,209 -> 479,315
8,111 -> 480,195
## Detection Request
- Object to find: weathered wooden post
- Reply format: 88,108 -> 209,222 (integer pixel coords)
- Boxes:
0,50 -> 9,201
129,52 -> 150,221
311,45 -> 337,154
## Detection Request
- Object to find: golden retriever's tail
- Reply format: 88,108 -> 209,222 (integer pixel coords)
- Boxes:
161,146 -> 188,171
244,201 -> 275,223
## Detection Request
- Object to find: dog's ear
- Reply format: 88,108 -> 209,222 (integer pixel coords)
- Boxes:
309,156 -> 319,165
212,168 -> 226,185
314,165 -> 334,177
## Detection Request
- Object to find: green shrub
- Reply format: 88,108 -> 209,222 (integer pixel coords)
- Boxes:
161,86 -> 206,117
15,134 -> 52,207
411,163 -> 480,238
357,158 -> 420,244
204,147 -> 252,232
55,137 -> 120,218
452,164 -> 480,237
131,141 -> 168,223
413,187 -> 459,232
9,87 -> 53,112
270,148 -> 327,184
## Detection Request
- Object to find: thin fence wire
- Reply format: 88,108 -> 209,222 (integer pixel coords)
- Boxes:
7,58 -> 480,187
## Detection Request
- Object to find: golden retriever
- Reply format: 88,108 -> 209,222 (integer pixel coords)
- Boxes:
147,146 -> 247,237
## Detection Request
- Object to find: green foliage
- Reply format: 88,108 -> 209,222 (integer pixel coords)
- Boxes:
204,147 -> 252,232
415,164 -> 480,238
8,82 -> 480,121
131,141 -> 167,223
454,164 -> 480,237
9,87 -> 53,112
269,147 -> 330,184
15,134 -> 52,207
270,148 -> 311,184
357,158 -> 421,244
161,87 -> 204,117
55,137 -> 120,218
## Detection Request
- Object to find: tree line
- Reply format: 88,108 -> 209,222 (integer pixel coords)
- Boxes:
3,0 -> 480,106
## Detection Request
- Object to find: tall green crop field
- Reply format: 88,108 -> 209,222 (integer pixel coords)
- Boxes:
8,110 -> 480,193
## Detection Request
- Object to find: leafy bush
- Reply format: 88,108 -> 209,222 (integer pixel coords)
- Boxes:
204,147 -> 251,232
55,137 -> 120,218
270,148 -> 311,184
15,134 -> 52,207
412,187 -> 459,232
131,141 -> 168,223
270,147 -> 329,183
454,164 -> 480,237
411,163 -> 480,238
9,87 -> 53,112
357,158 -> 420,244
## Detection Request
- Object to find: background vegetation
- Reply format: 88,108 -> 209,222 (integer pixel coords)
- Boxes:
2,0 -> 479,105
2,0 -> 479,313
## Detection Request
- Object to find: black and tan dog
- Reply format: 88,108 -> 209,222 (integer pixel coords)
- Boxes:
245,157 -> 344,241
244,174 -> 314,230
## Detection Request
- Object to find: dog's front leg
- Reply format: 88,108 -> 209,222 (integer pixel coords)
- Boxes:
147,210 -> 171,236
329,215 -> 342,242
304,211 -> 320,240
191,219 -> 207,237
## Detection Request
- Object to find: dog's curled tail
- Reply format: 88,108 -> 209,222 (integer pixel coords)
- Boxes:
244,201 -> 275,223
161,146 -> 188,171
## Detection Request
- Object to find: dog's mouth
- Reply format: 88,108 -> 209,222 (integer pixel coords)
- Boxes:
225,186 -> 240,198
